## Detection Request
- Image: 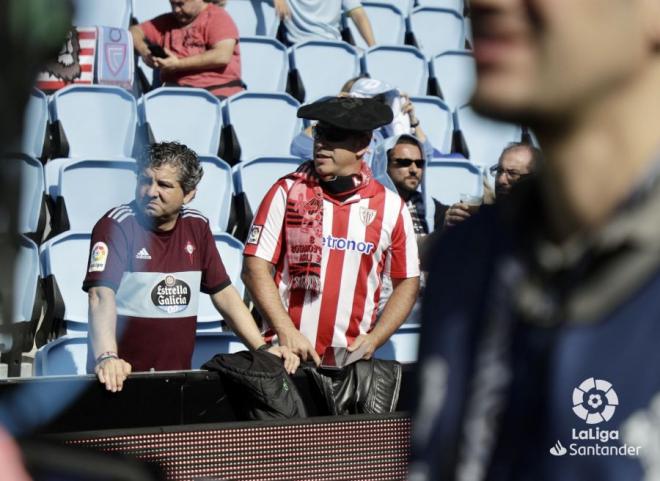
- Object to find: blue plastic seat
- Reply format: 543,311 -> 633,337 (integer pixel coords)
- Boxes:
363,45 -> 428,96
50,85 -> 138,159
456,105 -> 523,168
34,335 -> 89,375
224,0 -> 278,37
410,96 -> 453,153
186,156 -> 233,233
140,87 -> 223,156
409,6 -> 465,58
240,37 -> 289,92
290,40 -> 361,102
416,0 -> 464,11
346,1 -> 406,50
5,155 -> 47,236
224,92 -> 301,161
234,156 -> 303,215
423,153 -> 483,230
21,89 -> 49,159
72,0 -> 132,28
197,234 -> 245,332
131,0 -> 170,22
55,159 -> 137,234
13,236 -> 41,327
431,50 -> 476,109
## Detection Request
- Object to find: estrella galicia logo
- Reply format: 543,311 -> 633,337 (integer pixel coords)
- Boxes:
151,275 -> 191,314
572,378 -> 619,425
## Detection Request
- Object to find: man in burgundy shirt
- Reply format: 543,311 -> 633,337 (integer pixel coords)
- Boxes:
130,0 -> 244,98
83,142 -> 297,392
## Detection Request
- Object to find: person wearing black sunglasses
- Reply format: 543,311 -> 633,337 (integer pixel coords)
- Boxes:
385,134 -> 429,236
243,96 -> 421,367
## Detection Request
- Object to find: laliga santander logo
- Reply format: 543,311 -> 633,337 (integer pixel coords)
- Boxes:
572,377 -> 619,425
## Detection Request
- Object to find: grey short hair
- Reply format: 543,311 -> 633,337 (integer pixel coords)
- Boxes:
138,142 -> 203,194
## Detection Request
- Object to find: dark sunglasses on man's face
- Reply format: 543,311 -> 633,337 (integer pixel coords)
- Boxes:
313,124 -> 355,143
392,158 -> 425,168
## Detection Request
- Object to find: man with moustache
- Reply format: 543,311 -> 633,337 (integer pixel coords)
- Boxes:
412,0 -> 660,480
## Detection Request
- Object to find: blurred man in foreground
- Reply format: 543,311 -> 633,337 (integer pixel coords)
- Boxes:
412,1 -> 660,480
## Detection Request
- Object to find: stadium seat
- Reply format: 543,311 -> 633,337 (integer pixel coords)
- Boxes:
224,0 -> 278,37
416,0 -> 464,12
222,92 -> 301,162
5,155 -> 47,237
197,233 -> 245,332
50,85 -> 138,159
456,105 -> 523,168
362,46 -> 428,97
232,156 -> 303,239
386,0 -> 414,15
409,7 -> 465,58
185,156 -> 233,233
37,231 -> 92,346
346,1 -> 406,50
289,40 -> 361,102
72,0 -> 132,28
239,37 -> 289,92
34,335 -> 88,375
140,87 -> 223,156
423,154 -> 483,230
51,159 -> 136,235
409,96 -> 453,153
373,323 -> 420,363
21,89 -> 49,159
131,0 -> 170,22
431,50 -> 476,110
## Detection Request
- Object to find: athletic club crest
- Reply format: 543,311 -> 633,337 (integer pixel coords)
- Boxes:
359,207 -> 377,226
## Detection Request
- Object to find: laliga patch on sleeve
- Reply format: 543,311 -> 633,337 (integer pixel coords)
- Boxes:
88,242 -> 109,272
247,225 -> 263,245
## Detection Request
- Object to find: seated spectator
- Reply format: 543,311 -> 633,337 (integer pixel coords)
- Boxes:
130,0 -> 244,99
83,142 -> 297,392
275,0 -> 375,47
441,141 -> 541,229
384,134 -> 429,235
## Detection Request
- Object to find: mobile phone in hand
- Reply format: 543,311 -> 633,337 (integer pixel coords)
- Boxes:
147,43 -> 167,58
320,345 -> 368,370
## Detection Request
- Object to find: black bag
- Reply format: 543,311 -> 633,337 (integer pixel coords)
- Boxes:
304,359 -> 402,415
203,350 -> 308,420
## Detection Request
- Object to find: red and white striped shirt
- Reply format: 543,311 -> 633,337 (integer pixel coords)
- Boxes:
244,176 -> 420,355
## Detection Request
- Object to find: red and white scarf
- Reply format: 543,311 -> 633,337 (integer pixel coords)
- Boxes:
283,161 -> 373,296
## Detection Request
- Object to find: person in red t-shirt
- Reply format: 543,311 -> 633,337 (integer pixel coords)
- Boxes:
129,0 -> 244,98
84,142 -> 298,393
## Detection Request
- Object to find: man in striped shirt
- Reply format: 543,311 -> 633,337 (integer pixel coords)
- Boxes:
242,97 -> 420,364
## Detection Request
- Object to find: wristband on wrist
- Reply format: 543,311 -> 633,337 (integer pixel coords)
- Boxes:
410,120 -> 420,128
96,351 -> 118,365
256,343 -> 271,352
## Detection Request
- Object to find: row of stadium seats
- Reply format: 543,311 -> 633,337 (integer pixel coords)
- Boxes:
24,83 -> 517,169
139,39 -> 476,108
74,0 -> 470,59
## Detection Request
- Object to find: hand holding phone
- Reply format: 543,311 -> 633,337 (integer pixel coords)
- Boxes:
147,43 -> 168,59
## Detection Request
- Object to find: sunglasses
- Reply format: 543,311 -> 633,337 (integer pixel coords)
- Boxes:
392,158 -> 425,168
313,124 -> 355,143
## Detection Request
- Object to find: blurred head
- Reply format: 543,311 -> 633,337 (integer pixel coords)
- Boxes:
169,0 -> 206,25
470,0 -> 660,124
490,142 -> 541,196
136,142 -> 203,227
387,137 -> 425,198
